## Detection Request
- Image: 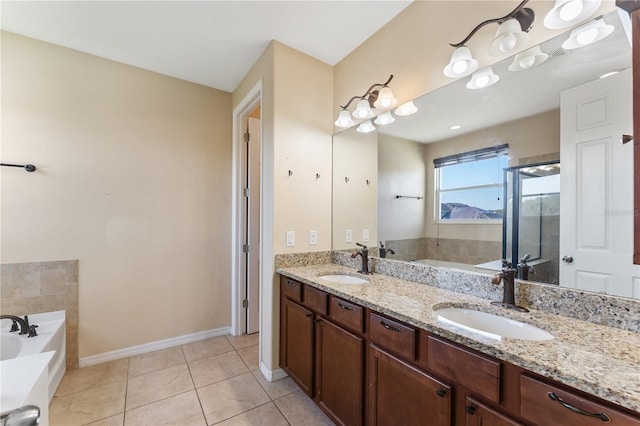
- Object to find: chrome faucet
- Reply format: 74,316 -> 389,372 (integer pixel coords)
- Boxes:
490,260 -> 529,312
351,243 -> 372,274
378,242 -> 396,258
1,315 -> 30,335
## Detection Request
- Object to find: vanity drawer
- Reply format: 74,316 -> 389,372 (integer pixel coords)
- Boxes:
329,296 -> 364,334
521,375 -> 640,426
369,312 -> 416,361
281,277 -> 302,302
303,285 -> 328,315
427,336 -> 501,404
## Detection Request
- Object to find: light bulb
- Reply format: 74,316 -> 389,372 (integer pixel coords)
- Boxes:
576,27 -> 598,45
334,110 -> 354,128
519,55 -> 536,69
559,0 -> 583,21
357,120 -> 376,133
452,60 -> 468,75
353,99 -> 373,119
499,33 -> 517,52
374,112 -> 395,125
475,75 -> 490,88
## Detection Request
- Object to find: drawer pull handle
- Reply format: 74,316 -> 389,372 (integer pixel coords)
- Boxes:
547,392 -> 611,422
380,320 -> 400,332
436,389 -> 446,398
287,282 -> 297,287
338,302 -> 353,311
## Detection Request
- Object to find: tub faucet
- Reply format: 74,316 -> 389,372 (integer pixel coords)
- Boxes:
1,315 -> 29,335
490,260 -> 529,312
351,243 -> 372,275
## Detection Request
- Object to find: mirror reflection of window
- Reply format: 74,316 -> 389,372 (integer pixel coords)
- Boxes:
435,146 -> 508,221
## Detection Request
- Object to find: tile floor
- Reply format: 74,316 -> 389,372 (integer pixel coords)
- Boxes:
50,334 -> 335,425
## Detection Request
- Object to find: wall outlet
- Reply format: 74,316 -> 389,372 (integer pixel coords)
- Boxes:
362,229 -> 370,243
309,230 -> 318,246
345,229 -> 353,243
286,231 -> 295,247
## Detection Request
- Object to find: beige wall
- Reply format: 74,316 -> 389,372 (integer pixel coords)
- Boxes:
423,109 -> 560,242
334,0 -> 614,120
1,32 -> 233,358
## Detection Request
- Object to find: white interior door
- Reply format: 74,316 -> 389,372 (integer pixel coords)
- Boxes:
246,117 -> 261,334
559,68 -> 639,298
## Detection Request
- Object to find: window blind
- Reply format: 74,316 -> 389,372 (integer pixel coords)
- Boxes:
433,144 -> 508,168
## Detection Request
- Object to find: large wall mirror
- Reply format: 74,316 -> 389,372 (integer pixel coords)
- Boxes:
333,10 -> 639,298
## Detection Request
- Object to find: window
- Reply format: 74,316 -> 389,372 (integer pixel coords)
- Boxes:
435,145 -> 508,221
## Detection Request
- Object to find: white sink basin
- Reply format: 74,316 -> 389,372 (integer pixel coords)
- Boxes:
435,307 -> 554,341
319,274 -> 368,284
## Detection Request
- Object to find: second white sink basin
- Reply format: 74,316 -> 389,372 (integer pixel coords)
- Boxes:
319,274 -> 368,284
435,307 -> 554,341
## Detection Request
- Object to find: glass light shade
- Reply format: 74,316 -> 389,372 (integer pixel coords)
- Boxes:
508,46 -> 549,71
352,99 -> 374,119
334,109 -> 354,128
466,67 -> 500,90
443,46 -> 478,78
373,87 -> 398,109
544,0 -> 601,29
562,18 -> 613,49
394,101 -> 418,116
374,111 -> 395,125
356,120 -> 376,133
487,19 -> 529,56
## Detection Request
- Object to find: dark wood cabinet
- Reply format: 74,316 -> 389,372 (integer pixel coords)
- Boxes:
465,397 -> 523,426
280,297 -> 314,395
368,344 -> 451,426
316,318 -> 364,426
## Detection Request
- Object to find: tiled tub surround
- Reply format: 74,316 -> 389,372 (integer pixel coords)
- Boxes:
0,260 -> 79,369
276,261 -> 640,414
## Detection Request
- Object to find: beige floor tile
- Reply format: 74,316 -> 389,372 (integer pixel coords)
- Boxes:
188,350 -> 249,388
56,359 -> 129,397
124,390 -> 206,426
128,346 -> 185,377
126,364 -> 194,410
50,381 -> 126,426
86,412 -> 125,426
274,390 -> 334,426
197,372 -> 270,425
182,335 -> 234,363
214,402 -> 288,425
237,344 -> 259,371
225,333 -> 259,350
252,371 -> 299,400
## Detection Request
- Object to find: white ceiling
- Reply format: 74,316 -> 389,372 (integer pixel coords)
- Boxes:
0,1 -> 412,92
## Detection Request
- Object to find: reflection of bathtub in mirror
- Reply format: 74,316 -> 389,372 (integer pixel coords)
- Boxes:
411,258 -> 476,272
408,258 -> 553,284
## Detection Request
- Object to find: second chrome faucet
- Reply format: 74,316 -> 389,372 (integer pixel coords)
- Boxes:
491,260 -> 529,312
351,243 -> 372,275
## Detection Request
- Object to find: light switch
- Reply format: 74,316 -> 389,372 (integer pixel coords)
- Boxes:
286,231 -> 295,247
363,229 -> 370,243
346,229 -> 353,243
309,230 -> 318,245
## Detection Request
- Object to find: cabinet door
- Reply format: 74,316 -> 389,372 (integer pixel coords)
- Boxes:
316,318 -> 364,426
465,396 -> 523,426
368,345 -> 452,426
281,298 -> 314,396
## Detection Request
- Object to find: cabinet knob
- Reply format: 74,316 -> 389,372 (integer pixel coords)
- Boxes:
436,389 -> 446,398
465,406 -> 476,415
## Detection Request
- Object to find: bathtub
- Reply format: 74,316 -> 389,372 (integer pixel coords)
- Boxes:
0,310 -> 66,423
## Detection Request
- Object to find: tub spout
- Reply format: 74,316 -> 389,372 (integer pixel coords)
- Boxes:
1,315 -> 29,335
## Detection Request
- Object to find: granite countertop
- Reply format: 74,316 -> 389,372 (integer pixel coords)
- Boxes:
277,263 -> 640,414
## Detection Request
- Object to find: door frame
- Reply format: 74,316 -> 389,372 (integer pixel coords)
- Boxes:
232,81 -> 263,337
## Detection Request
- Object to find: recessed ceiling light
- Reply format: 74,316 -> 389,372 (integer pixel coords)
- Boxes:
449,124 -> 462,130
600,70 -> 620,79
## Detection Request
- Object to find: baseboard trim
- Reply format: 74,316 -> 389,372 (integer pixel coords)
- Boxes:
259,361 -> 288,382
79,326 -> 231,367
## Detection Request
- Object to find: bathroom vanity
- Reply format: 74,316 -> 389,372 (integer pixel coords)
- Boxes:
278,263 -> 640,426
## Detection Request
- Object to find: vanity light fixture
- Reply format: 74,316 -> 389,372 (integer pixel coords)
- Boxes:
445,0 -> 535,78
562,16 -> 613,49
394,101 -> 418,117
508,45 -> 549,71
543,0 -> 601,29
334,74 -> 395,128
356,120 -> 376,133
466,67 -> 500,90
374,111 -> 395,125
